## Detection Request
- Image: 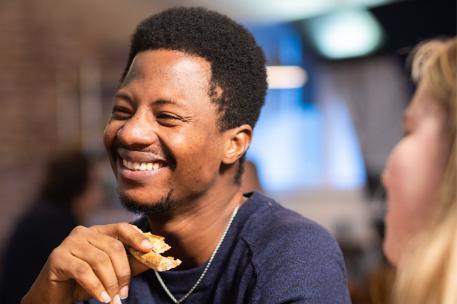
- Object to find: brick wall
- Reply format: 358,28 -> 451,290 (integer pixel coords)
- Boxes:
0,0 -> 130,251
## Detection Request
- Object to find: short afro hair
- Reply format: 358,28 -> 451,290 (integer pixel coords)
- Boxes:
121,7 -> 268,131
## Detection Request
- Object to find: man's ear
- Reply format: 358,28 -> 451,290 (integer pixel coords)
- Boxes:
222,124 -> 252,165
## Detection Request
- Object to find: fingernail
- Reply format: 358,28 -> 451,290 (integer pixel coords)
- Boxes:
120,286 -> 129,299
141,239 -> 153,250
100,291 -> 111,303
113,294 -> 122,304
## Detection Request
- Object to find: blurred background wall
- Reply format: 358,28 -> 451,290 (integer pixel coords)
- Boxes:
0,0 -> 455,302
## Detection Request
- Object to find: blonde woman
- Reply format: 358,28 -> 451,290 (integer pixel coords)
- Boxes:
382,37 -> 456,304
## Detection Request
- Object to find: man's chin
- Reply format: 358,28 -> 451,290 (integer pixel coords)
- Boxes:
119,191 -> 173,216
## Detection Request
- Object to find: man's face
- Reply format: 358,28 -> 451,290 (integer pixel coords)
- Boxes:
104,49 -> 227,210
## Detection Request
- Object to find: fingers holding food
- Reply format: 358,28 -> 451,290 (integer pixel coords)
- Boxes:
92,223 -> 157,252
127,231 -> 181,272
86,232 -> 131,298
46,247 -> 112,304
22,223 -> 181,304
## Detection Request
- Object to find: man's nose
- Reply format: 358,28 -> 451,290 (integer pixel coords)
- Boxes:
117,114 -> 157,147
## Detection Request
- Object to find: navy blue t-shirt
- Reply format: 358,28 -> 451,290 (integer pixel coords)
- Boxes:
86,192 -> 350,303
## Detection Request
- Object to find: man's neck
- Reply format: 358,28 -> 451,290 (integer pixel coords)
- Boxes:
146,185 -> 245,268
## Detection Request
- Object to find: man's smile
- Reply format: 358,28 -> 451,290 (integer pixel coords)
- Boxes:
122,159 -> 164,172
117,157 -> 169,182
115,148 -> 170,182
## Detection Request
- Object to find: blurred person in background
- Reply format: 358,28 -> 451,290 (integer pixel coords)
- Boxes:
0,149 -> 103,303
382,37 -> 456,304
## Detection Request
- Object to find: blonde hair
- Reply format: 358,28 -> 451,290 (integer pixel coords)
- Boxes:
392,38 -> 457,304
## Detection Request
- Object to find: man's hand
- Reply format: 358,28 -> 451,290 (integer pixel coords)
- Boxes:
21,223 -> 153,304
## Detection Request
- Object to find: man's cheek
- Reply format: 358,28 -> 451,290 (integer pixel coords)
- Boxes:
103,125 -> 116,147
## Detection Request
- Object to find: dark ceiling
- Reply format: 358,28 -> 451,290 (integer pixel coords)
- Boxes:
371,0 -> 456,52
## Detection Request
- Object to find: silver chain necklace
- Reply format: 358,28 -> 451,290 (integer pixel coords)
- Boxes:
154,206 -> 239,303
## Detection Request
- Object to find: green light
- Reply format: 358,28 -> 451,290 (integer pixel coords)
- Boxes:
308,8 -> 384,59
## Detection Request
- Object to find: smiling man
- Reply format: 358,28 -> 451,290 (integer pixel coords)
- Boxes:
23,7 -> 350,304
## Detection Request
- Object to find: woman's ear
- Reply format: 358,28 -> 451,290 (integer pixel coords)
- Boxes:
222,124 -> 252,165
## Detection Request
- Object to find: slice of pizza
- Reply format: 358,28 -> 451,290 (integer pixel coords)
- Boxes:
128,232 -> 181,272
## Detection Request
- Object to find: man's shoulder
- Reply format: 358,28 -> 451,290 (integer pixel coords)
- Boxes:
241,192 -> 340,255
239,193 -> 350,303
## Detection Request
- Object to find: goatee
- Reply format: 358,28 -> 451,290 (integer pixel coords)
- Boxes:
120,191 -> 173,216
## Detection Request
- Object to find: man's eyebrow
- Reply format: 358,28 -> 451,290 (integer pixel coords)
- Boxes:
114,92 -> 134,104
154,99 -> 180,106
114,94 -> 185,108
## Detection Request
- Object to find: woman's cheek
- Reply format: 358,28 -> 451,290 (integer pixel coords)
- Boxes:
383,140 -> 421,260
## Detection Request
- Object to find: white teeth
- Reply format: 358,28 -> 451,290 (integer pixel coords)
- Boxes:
122,159 -> 163,171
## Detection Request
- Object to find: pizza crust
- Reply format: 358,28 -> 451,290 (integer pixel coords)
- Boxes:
128,232 -> 181,272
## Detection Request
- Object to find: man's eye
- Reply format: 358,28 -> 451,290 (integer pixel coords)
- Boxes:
112,106 -> 132,118
156,112 -> 185,127
157,112 -> 180,120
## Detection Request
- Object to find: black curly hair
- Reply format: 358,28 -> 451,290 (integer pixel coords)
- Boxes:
121,7 -> 268,184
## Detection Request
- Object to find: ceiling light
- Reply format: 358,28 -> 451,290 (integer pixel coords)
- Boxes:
266,65 -> 307,89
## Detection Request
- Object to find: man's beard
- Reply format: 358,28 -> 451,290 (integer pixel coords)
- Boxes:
119,191 -> 173,217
